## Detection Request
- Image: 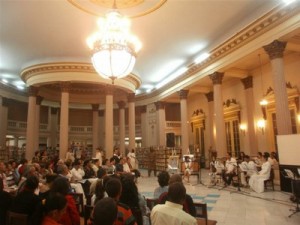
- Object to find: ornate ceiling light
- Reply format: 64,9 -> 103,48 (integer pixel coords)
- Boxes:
87,1 -> 142,83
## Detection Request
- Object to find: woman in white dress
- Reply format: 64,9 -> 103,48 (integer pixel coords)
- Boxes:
249,152 -> 271,193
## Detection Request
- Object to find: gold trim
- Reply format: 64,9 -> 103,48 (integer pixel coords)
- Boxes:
67,0 -> 167,18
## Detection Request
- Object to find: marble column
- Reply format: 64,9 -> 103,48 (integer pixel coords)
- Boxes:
209,72 -> 226,157
178,90 -> 189,154
92,104 -> 99,156
155,101 -> 166,147
34,96 -> 43,151
49,107 -> 58,149
140,105 -> 148,147
241,76 -> 258,155
118,101 -> 126,155
128,93 -> 136,151
263,40 -> 292,135
205,92 -> 215,150
105,86 -> 114,158
59,82 -> 70,160
0,97 -> 9,149
25,86 -> 38,160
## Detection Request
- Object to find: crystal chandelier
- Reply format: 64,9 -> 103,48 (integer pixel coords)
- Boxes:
87,8 -> 142,83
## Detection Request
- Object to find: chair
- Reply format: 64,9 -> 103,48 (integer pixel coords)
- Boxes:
70,192 -> 84,215
264,168 -> 275,191
146,198 -> 158,211
194,202 -> 208,225
6,211 -> 28,225
84,205 -> 94,225
180,162 -> 200,183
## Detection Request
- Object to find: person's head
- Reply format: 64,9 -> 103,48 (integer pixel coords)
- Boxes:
51,177 -> 71,196
44,192 -> 67,222
97,167 -> 107,179
131,149 -> 135,153
0,161 -> 6,173
226,152 -> 232,159
94,179 -> 106,203
93,197 -> 118,225
184,156 -> 190,162
258,152 -> 262,158
93,159 -> 100,166
157,171 -> 170,187
73,160 -> 81,169
103,159 -> 109,166
83,159 -> 92,168
119,174 -> 139,208
105,178 -> 122,200
263,152 -> 270,161
169,174 -> 182,185
109,157 -> 116,165
167,182 -> 186,205
25,175 -> 39,191
244,155 -> 250,162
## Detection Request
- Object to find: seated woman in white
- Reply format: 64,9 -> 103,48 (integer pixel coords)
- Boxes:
183,156 -> 192,183
249,153 -> 271,193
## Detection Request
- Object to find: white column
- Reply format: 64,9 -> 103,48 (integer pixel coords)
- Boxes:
210,72 -> 227,157
263,40 -> 292,135
34,96 -> 43,151
155,101 -> 166,146
25,86 -> 38,160
0,97 -> 8,149
205,92 -> 215,150
118,101 -> 126,155
92,104 -> 99,156
141,105 -> 148,147
241,76 -> 258,155
128,93 -> 136,151
178,90 -> 189,154
105,86 -> 114,158
59,82 -> 70,160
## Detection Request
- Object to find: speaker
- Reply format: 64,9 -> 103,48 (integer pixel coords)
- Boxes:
166,133 -> 175,147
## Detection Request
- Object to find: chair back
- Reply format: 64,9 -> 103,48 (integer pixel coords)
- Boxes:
70,192 -> 84,215
194,202 -> 208,225
84,205 -> 94,225
6,211 -> 28,225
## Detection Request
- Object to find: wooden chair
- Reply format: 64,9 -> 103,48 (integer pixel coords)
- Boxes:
6,211 -> 28,225
194,202 -> 208,225
84,205 -> 94,225
180,162 -> 200,183
70,192 -> 84,216
264,168 -> 275,191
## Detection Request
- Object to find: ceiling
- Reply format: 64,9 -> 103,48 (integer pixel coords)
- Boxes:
0,0 -> 299,102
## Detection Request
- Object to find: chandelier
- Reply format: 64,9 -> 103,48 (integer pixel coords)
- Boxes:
87,7 -> 142,83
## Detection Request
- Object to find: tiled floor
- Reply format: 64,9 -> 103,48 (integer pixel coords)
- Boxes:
136,169 -> 300,225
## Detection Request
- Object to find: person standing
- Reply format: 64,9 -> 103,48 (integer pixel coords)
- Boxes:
148,148 -> 156,177
127,149 -> 137,169
95,148 -> 102,166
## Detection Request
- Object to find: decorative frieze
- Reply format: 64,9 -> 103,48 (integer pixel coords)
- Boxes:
60,82 -> 71,92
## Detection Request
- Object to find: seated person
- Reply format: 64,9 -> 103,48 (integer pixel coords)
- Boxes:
92,197 -> 118,225
71,160 -> 85,181
83,159 -> 96,179
153,171 -> 170,199
158,174 -> 196,217
239,155 -> 257,186
222,152 -> 237,186
0,177 -> 13,225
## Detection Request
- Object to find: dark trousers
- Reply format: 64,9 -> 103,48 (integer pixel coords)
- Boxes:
222,171 -> 235,185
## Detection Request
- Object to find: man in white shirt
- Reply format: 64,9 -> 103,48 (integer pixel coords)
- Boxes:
222,152 -> 237,186
239,155 -> 257,186
151,182 -> 197,225
70,160 -> 85,181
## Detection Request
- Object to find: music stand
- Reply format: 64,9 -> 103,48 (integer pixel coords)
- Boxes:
283,169 -> 300,218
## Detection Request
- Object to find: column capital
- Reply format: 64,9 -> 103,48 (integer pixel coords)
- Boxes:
36,96 -> 44,105
60,82 -> 71,92
105,85 -> 114,95
205,91 -> 214,102
98,110 -> 104,117
92,104 -> 99,111
28,86 -> 38,96
118,101 -> 126,109
141,105 -> 147,113
209,72 -> 224,85
127,93 -> 135,102
263,40 -> 287,60
177,89 -> 189,99
241,76 -> 253,89
51,107 -> 58,114
155,101 -> 165,110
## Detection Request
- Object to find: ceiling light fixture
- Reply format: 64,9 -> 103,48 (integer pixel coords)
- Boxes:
87,0 -> 142,84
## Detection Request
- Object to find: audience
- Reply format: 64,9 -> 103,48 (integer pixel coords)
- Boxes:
92,197 -> 118,225
0,177 -> 12,225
